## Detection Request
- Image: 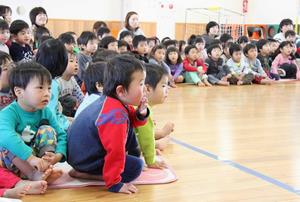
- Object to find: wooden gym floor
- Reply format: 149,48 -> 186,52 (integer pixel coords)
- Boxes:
24,82 -> 300,202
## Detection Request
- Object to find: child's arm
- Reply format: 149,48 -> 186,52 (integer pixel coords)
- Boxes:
197,59 -> 208,73
128,97 -> 150,128
0,110 -> 33,161
97,107 -> 128,192
271,54 -> 281,74
183,59 -> 198,72
256,59 -> 268,77
71,78 -> 84,104
173,63 -> 184,80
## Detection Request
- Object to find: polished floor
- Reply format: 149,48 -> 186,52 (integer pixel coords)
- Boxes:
24,82 -> 300,202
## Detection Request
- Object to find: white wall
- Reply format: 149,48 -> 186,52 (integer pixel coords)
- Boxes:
2,0 -> 300,39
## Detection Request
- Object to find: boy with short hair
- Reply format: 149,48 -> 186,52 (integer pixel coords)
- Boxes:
76,31 -> 98,85
9,20 -> 33,62
132,35 -> 149,63
68,54 -> 149,194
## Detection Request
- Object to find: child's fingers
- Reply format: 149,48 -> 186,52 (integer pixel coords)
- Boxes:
127,184 -> 137,193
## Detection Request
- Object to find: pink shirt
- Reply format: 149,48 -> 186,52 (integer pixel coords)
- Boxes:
271,53 -> 299,76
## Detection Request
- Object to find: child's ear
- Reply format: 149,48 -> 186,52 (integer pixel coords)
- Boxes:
145,84 -> 152,94
116,85 -> 126,98
14,87 -> 23,97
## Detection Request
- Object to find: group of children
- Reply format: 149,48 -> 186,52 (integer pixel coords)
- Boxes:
0,4 -> 300,199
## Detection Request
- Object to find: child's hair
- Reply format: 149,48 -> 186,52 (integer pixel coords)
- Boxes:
163,39 -> 177,49
35,39 -> 68,78
268,38 -> 278,43
83,62 -> 106,94
9,61 -> 52,97
9,20 -> 29,35
274,41 -> 295,59
147,37 -> 160,45
178,40 -> 186,53
34,26 -> 50,48
237,36 -> 249,44
279,18 -> 293,32
58,32 -> 76,45
224,41 -> 234,50
220,33 -> 233,45
285,30 -> 296,38
0,19 -> 9,30
165,46 -> 182,65
229,43 -> 242,56
149,44 -> 165,58
39,35 -> 53,46
132,35 -> 147,48
184,45 -> 197,55
93,21 -> 107,31
243,43 -> 257,55
0,51 -> 11,73
77,31 -> 97,46
145,63 -> 169,90
119,30 -> 133,40
187,34 -> 197,45
103,54 -> 145,98
256,39 -> 269,53
118,40 -> 128,48
206,21 -> 219,34
0,5 -> 12,20
125,11 -> 139,31
161,37 -> 171,44
99,36 -> 117,49
29,7 -> 48,26
207,43 -> 222,55
97,27 -> 110,38
92,49 -> 119,62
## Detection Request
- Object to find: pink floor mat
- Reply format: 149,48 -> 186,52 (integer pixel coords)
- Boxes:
49,162 -> 177,189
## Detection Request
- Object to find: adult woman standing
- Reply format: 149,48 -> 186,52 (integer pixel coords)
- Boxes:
118,11 -> 144,38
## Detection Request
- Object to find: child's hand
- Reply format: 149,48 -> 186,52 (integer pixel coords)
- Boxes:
148,159 -> 168,169
162,122 -> 174,136
138,96 -> 148,116
27,155 -> 50,172
119,183 -> 138,194
42,152 -> 63,165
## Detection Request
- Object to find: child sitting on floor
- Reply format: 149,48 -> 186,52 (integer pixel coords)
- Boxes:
0,61 -> 66,184
67,55 -> 149,194
183,45 -> 211,87
0,51 -> 14,110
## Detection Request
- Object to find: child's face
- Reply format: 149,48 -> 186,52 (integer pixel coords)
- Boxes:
209,25 -> 219,35
64,54 -> 78,77
224,47 -> 230,57
232,51 -> 242,62
118,45 -> 128,53
84,39 -> 98,54
281,44 -> 293,56
107,41 -> 118,52
187,48 -> 199,61
64,43 -> 75,53
136,41 -> 148,55
124,35 -> 133,45
286,35 -> 296,43
246,48 -> 258,60
282,24 -> 293,33
15,28 -> 31,45
0,58 -> 13,91
17,77 -> 51,112
3,10 -> 12,25
154,48 -> 165,62
120,70 -> 146,106
0,29 -> 10,44
261,43 -> 270,55
147,75 -> 169,106
148,40 -> 156,50
270,42 -> 279,53
210,47 -> 222,60
168,51 -> 178,64
35,13 -> 48,26
195,42 -> 205,51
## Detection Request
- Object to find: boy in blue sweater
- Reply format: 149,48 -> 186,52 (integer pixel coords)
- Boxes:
68,54 -> 149,194
0,61 -> 66,183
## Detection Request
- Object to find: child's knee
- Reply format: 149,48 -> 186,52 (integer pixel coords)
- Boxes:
35,125 -> 57,157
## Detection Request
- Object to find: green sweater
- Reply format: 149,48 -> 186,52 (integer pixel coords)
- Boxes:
135,107 -> 156,165
0,101 -> 67,161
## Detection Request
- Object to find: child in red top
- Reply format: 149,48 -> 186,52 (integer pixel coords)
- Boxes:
183,45 -> 211,86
